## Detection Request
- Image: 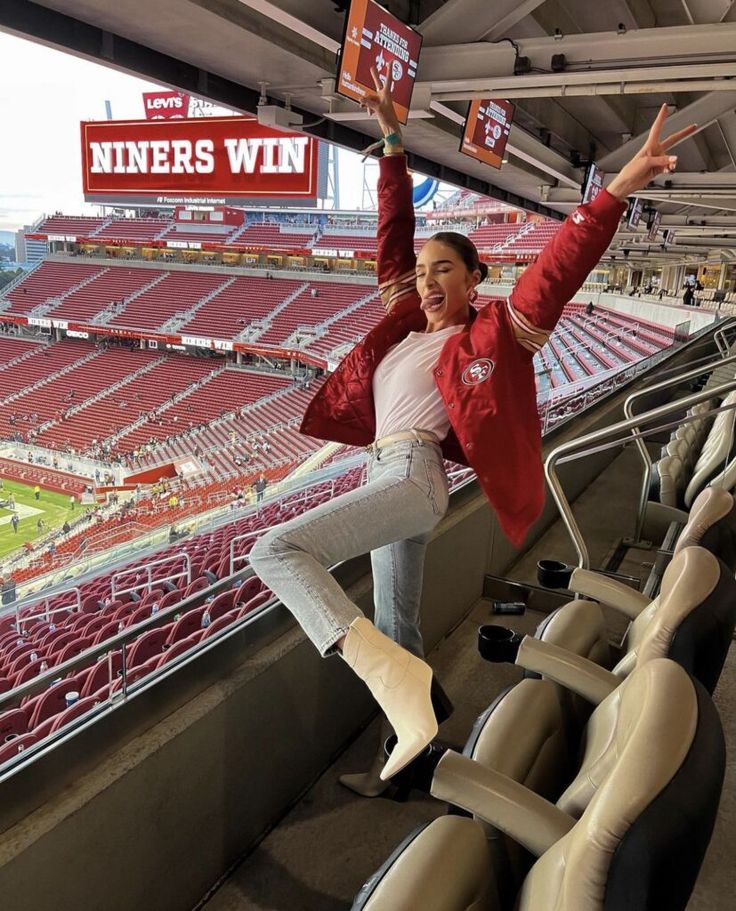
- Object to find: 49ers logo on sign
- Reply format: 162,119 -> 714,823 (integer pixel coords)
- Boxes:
462,358 -> 495,386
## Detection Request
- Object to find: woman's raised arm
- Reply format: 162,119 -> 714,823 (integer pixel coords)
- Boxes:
361,68 -> 419,314
506,105 -> 698,356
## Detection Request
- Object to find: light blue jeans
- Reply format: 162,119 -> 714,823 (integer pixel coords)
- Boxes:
249,439 -> 449,657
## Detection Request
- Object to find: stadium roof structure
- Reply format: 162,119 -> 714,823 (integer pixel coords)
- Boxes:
3,0 -> 736,265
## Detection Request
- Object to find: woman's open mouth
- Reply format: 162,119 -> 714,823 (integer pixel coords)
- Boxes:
421,293 -> 445,313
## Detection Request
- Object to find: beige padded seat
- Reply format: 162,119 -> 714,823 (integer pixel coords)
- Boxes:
513,660 -> 725,910
417,658 -> 725,911
351,816 -> 499,911
683,390 -> 736,507
534,546 -> 736,694
674,486 -> 736,565
462,679 -> 574,905
655,454 -> 684,507
363,661 -> 725,911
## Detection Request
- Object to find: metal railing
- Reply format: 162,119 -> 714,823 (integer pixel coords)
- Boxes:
111,552 -> 191,600
228,530 -> 262,576
544,379 -> 736,570
2,586 -> 81,632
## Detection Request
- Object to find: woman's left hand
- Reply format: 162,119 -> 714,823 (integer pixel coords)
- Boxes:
606,104 -> 698,202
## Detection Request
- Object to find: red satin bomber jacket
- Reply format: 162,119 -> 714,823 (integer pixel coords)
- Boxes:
300,154 -> 626,547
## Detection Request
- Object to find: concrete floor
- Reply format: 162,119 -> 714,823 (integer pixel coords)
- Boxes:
199,449 -> 735,910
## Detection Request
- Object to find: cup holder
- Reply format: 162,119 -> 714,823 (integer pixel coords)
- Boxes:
537,559 -> 574,589
477,625 -> 523,663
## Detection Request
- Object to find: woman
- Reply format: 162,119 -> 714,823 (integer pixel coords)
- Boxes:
250,68 -> 695,787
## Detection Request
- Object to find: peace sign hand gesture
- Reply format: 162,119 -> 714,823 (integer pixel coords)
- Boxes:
360,65 -> 402,140
606,104 -> 698,201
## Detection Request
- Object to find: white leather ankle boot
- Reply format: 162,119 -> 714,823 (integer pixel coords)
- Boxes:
341,617 -> 451,781
338,716 -> 393,797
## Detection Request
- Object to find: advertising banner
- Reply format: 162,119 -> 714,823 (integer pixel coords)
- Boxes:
337,0 -> 423,124
142,91 -> 190,119
81,117 -> 319,201
460,99 -> 515,170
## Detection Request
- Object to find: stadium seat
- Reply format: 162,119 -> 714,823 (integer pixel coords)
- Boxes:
126,628 -> 169,668
240,591 -> 273,615
25,675 -> 86,728
11,661 -> 50,688
123,655 -> 161,687
128,604 -> 158,627
202,609 -> 241,639
92,619 -> 125,646
183,576 -> 210,598
0,734 -> 38,766
158,630 -> 204,666
46,631 -> 79,657
32,696 -> 103,741
234,576 -> 263,606
7,650 -> 49,678
368,660 -> 724,911
351,817 -> 497,910
0,677 -> 10,695
157,590 -> 182,611
165,606 -> 207,645
80,652 -> 122,698
0,708 -> 29,740
528,546 -> 736,695
55,636 -> 94,665
206,590 -> 236,621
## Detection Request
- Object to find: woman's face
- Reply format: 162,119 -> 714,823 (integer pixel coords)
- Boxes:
415,240 -> 480,332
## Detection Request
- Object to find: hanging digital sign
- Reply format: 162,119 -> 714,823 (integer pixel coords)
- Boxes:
582,163 -> 605,204
337,0 -> 423,125
459,99 -> 515,170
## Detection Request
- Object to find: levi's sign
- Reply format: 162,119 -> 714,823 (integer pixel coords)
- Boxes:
81,117 -> 319,199
142,91 -> 190,119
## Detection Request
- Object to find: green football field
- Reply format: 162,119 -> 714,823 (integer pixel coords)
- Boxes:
0,478 -> 93,560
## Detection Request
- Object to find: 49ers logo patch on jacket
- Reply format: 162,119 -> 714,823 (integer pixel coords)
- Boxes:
462,358 -> 495,385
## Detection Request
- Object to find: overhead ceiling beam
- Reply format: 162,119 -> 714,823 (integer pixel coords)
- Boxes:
418,0 -> 547,46
423,64 -> 736,99
598,92 -> 736,170
416,22 -> 736,83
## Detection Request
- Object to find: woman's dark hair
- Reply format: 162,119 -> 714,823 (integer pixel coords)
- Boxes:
430,232 -> 489,282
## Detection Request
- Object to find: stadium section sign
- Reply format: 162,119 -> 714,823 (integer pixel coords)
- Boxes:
81,118 -> 319,202
337,0 -> 422,125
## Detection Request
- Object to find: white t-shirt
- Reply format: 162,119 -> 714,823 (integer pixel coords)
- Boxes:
373,324 -> 464,441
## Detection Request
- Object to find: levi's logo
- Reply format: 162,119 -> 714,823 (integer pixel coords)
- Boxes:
142,91 -> 190,120
462,358 -> 495,385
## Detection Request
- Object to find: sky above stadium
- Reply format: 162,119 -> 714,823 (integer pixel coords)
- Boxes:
0,31 -> 377,234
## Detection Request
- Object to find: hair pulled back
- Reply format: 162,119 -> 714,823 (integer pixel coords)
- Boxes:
430,232 -> 488,283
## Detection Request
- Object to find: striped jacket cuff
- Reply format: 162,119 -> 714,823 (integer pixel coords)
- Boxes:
506,297 -> 550,351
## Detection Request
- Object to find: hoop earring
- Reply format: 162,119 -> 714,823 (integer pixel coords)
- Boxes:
468,288 -> 478,304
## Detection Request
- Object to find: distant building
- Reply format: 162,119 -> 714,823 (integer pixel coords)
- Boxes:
15,227 -> 47,265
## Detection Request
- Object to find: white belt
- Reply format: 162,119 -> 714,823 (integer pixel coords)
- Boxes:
366,428 -> 440,455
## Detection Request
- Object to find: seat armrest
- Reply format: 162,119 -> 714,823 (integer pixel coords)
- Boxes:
430,750 -> 575,858
568,568 -> 650,620
516,636 -> 619,705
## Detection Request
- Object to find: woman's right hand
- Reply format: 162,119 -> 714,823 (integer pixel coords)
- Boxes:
360,66 -> 402,140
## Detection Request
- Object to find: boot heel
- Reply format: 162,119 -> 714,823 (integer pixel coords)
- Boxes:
430,677 -> 453,724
